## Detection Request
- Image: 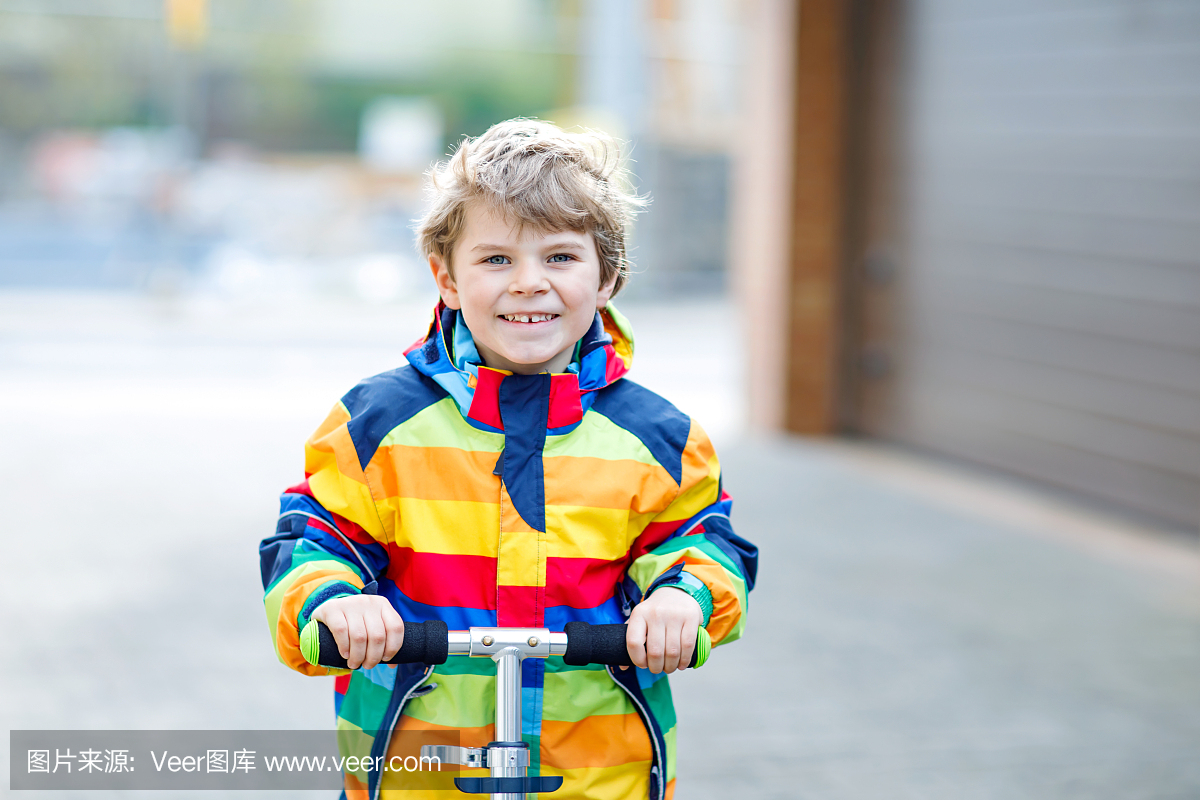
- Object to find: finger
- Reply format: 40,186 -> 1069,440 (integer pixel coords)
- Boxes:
626,611 -> 648,670
662,620 -> 683,675
645,619 -> 665,674
362,610 -> 386,670
383,609 -> 405,662
323,608 -> 351,661
679,618 -> 699,671
346,612 -> 368,670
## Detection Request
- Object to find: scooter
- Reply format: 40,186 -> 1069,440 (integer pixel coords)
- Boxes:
299,619 -> 710,800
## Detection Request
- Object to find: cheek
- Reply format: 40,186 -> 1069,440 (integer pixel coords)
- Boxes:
455,280 -> 498,315
566,300 -> 599,338
459,301 -> 495,334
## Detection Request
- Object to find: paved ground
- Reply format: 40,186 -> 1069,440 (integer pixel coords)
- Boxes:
675,441 -> 1200,800
2,292 -> 1198,799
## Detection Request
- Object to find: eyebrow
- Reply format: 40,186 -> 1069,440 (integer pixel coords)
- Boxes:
469,240 -> 588,253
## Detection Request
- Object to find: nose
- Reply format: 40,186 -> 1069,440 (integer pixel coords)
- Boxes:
508,257 -> 550,295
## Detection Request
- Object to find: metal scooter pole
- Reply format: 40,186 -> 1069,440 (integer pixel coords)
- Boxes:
426,627 -> 567,798
491,647 -> 524,800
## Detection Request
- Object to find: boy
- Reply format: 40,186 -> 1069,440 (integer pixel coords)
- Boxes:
260,119 -> 758,800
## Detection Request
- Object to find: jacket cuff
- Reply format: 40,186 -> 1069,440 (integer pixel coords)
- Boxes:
297,580 -> 361,632
648,571 -> 714,627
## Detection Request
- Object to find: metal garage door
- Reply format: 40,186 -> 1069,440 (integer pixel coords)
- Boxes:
857,0 -> 1200,529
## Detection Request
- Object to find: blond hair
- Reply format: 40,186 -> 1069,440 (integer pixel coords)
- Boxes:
415,118 -> 644,296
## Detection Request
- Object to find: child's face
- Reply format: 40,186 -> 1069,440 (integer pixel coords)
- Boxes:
431,203 -> 617,375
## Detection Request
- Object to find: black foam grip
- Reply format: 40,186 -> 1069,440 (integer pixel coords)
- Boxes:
562,622 -> 700,668
315,619 -> 449,669
563,622 -> 634,667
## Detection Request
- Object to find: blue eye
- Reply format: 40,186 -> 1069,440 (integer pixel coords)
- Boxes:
485,255 -> 510,265
549,254 -> 575,263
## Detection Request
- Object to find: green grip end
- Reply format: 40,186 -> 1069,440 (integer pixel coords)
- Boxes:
693,626 -> 711,669
299,620 -> 320,666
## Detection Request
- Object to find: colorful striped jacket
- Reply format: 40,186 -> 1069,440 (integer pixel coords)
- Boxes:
260,302 -> 758,800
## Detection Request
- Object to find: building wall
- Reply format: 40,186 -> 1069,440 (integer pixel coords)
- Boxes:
858,0 -> 1200,528
734,0 -> 1200,530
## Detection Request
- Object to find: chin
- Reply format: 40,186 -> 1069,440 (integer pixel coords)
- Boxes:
504,351 -> 556,367
493,339 -> 558,364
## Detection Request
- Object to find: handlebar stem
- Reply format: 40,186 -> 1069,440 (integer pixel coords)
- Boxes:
492,647 -> 525,800
493,647 -> 523,742
445,627 -> 567,660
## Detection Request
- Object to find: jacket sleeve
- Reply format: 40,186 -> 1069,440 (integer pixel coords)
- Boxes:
625,419 -> 759,646
259,400 -> 391,676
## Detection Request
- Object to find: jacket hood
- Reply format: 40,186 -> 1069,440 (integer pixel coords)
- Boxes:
403,300 -> 635,433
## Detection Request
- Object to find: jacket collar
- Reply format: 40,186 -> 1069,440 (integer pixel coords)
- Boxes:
404,300 -> 634,432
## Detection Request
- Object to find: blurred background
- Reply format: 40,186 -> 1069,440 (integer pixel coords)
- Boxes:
0,0 -> 737,299
2,0 -> 1198,798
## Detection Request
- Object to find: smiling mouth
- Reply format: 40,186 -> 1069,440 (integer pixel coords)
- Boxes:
500,313 -> 560,323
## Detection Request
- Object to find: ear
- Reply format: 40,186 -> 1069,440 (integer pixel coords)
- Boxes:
595,269 -> 619,310
430,254 -> 461,310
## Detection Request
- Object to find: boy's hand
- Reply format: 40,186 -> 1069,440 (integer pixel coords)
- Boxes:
625,587 -> 703,674
311,595 -> 405,670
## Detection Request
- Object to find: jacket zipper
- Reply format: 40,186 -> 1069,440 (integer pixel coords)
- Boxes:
606,666 -> 666,800
370,665 -> 434,800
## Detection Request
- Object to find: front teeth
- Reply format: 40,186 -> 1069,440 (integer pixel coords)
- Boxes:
503,314 -> 557,323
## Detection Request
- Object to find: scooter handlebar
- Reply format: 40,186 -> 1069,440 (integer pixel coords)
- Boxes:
301,620 -> 709,670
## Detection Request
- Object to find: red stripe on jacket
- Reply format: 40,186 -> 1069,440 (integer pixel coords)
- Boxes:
544,556 -> 629,608
385,545 -> 498,609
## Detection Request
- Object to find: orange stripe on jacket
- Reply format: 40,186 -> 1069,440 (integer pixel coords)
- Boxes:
543,455 -> 677,513
372,446 -> 501,503
539,713 -> 653,770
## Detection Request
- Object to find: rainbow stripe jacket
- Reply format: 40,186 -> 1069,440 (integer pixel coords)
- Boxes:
260,303 -> 758,800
